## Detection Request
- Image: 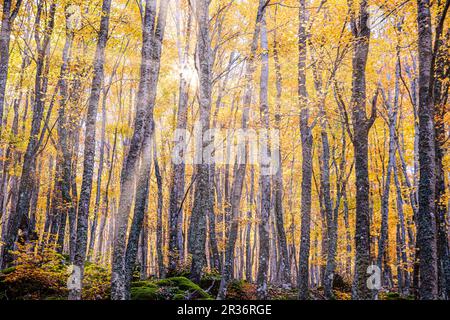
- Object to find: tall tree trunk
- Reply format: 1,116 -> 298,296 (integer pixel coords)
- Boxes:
377,77 -> 400,289
111,0 -> 168,299
297,0 -> 313,300
55,5 -> 77,254
245,167 -> 255,282
1,1 -> 56,269
416,0 -> 438,300
256,14 -> 271,299
0,0 -> 21,133
394,163 -> 411,295
168,1 -> 192,273
154,146 -> 165,278
217,0 -> 268,299
432,1 -> 450,299
69,0 -> 111,300
188,0 -> 213,284
349,0 -> 376,300
272,9 -> 291,287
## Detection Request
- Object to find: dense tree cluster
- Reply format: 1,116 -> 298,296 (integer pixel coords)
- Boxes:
0,0 -> 448,300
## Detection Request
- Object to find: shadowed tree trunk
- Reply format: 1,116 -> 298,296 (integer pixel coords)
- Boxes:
432,0 -> 450,299
394,163 -> 410,295
348,0 -> 377,300
416,0 -> 438,300
377,76 -> 400,289
54,5 -> 78,254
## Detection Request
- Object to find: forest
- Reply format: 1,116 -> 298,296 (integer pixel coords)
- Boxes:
0,0 -> 448,301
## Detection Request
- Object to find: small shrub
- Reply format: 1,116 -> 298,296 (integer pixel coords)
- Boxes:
226,280 -> 256,300
0,242 -> 67,300
82,263 -> 111,300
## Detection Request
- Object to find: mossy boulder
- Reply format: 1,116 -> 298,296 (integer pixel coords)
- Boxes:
130,285 -> 161,300
155,277 -> 211,299
130,277 -> 212,300
380,291 -> 414,300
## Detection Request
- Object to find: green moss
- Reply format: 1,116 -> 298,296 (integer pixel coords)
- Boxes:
0,267 -> 16,275
131,281 -> 157,288
155,277 -> 211,299
173,293 -> 187,300
130,286 -> 160,300
381,291 -> 414,300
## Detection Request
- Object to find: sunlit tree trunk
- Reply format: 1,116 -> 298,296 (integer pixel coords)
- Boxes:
111,0 -> 168,299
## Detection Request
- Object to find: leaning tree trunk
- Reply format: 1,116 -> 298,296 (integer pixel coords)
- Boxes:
111,0 -> 168,300
69,0 -> 111,300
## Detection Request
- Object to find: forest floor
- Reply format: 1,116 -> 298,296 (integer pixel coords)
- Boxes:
0,245 -> 413,300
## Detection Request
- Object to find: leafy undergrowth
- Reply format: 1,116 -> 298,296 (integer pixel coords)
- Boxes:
130,277 -> 212,300
0,242 -> 110,300
1,248 -> 409,300
226,280 -> 257,300
0,243 -> 67,300
379,291 -> 414,300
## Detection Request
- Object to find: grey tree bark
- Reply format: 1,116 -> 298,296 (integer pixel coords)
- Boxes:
256,14 -> 271,299
416,0 -> 438,300
431,0 -> 450,299
111,0 -> 168,299
0,0 -> 22,133
1,1 -> 56,269
69,0 -> 111,300
168,0 -> 192,274
272,9 -> 291,287
188,0 -> 213,284
297,0 -> 313,300
217,0 -> 269,299
348,0 -> 377,300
